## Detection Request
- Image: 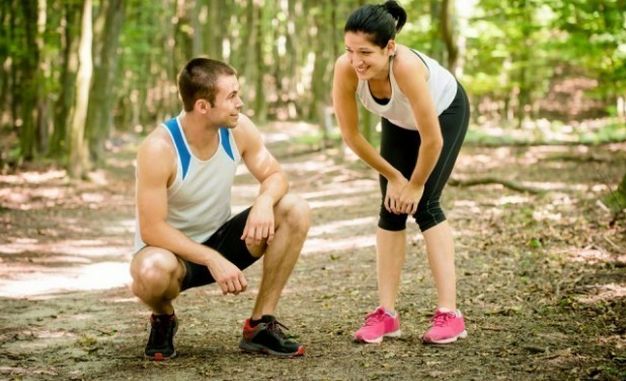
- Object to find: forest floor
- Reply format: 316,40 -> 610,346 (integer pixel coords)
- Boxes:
1,122 -> 625,381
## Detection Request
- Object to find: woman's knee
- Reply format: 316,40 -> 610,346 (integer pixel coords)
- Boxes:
378,205 -> 408,231
414,205 -> 446,232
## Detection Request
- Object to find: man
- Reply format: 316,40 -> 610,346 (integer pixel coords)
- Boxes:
130,57 -> 310,360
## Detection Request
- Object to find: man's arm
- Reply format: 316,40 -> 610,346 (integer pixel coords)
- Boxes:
136,130 -> 248,295
233,114 -> 288,245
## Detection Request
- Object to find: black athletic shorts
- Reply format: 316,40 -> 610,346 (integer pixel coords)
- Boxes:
378,81 -> 469,232
180,207 -> 260,291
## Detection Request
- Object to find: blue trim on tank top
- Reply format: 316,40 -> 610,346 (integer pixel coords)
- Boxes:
163,118 -> 191,180
219,128 -> 235,161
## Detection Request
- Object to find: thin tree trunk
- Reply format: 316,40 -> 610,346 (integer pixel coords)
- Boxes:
205,0 -> 218,59
86,0 -> 125,166
440,0 -> 459,73
17,0 -> 39,161
35,0 -> 49,156
0,0 -> 12,165
516,0 -> 531,129
429,0 -> 444,63
51,0 -> 83,158
253,3 -> 266,123
192,0 -> 204,57
68,0 -> 93,178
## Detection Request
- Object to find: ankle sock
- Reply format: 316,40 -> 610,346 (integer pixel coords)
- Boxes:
153,312 -> 175,319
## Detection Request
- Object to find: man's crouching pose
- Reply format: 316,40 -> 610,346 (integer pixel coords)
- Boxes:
130,57 -> 310,360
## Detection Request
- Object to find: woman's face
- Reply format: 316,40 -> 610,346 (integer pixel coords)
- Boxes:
344,31 -> 394,80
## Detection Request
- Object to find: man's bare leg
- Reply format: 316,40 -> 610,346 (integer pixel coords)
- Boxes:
248,194 -> 310,318
130,247 -> 185,315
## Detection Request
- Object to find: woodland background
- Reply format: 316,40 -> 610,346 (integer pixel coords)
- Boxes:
1,0 -> 625,176
1,1 -> 626,380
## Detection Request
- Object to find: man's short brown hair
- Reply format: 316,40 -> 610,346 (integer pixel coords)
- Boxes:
177,57 -> 237,111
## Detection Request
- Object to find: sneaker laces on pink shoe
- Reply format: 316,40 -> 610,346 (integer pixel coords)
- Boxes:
430,310 -> 456,327
362,308 -> 387,327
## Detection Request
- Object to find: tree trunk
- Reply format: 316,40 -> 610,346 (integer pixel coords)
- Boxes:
240,0 -> 255,111
429,0 -> 444,63
253,3 -> 266,123
0,0 -> 12,165
35,0 -> 49,156
205,0 -> 219,59
68,0 -> 93,178
516,0 -> 531,129
17,0 -> 39,161
85,0 -> 125,166
51,0 -> 83,158
440,0 -> 459,73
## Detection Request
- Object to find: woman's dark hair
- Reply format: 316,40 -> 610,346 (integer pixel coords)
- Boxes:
344,1 -> 407,48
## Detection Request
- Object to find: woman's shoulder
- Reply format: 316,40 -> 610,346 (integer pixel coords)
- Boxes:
334,53 -> 354,74
333,53 -> 358,89
392,45 -> 427,78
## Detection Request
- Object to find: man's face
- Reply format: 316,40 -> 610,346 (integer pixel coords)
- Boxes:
209,74 -> 244,128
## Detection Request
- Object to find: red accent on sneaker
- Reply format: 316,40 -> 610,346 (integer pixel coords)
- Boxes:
293,346 -> 306,356
242,319 -> 259,340
353,307 -> 401,344
422,309 -> 468,344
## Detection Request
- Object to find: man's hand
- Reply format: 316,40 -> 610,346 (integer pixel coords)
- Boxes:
207,254 -> 248,295
241,195 -> 276,245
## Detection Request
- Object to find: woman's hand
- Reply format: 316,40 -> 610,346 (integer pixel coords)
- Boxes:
398,182 -> 424,215
384,175 -> 408,214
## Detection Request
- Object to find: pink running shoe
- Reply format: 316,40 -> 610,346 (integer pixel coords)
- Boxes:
422,309 -> 467,344
353,307 -> 401,344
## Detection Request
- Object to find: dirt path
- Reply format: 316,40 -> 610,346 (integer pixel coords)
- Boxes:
1,128 -> 625,381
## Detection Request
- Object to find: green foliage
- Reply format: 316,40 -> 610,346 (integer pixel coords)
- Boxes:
465,119 -> 626,146
603,173 -> 626,213
3,0 -> 626,165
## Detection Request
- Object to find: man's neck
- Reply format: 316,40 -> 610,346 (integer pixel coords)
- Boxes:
178,113 -> 220,160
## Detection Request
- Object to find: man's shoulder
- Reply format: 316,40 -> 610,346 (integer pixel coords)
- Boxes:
139,126 -> 175,158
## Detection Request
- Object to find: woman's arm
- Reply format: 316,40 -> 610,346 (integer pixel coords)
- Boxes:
332,55 -> 404,184
392,47 -> 444,214
394,47 -> 444,188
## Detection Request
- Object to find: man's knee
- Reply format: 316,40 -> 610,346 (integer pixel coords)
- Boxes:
276,193 -> 310,232
131,248 -> 181,291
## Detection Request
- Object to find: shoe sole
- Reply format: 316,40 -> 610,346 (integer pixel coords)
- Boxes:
144,350 -> 177,361
239,341 -> 305,358
355,329 -> 402,344
423,329 -> 468,345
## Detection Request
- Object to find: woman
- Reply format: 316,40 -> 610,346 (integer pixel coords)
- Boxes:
332,0 -> 470,344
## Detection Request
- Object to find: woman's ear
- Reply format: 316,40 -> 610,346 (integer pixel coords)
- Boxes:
387,40 -> 397,56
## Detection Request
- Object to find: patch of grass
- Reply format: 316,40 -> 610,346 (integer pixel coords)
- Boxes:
465,119 -> 626,146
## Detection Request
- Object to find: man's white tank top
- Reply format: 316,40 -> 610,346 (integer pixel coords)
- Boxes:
134,116 -> 241,252
356,49 -> 457,130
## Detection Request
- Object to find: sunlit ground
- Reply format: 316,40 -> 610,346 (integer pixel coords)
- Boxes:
0,241 -> 132,298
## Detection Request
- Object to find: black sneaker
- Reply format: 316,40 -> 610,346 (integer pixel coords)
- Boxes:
238,315 -> 305,357
144,313 -> 178,360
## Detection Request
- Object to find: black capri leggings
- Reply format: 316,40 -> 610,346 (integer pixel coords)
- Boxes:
378,81 -> 469,232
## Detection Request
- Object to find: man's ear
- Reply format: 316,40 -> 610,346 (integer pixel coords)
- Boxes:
195,99 -> 210,113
